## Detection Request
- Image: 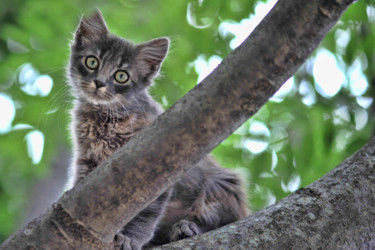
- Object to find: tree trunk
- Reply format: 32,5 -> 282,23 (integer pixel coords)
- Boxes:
154,136 -> 375,249
1,0 -> 357,249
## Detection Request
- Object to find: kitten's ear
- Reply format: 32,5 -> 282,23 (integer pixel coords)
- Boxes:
73,9 -> 109,46
135,37 -> 169,78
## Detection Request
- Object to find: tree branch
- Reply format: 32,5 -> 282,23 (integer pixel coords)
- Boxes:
1,0 -> 355,249
155,136 -> 375,249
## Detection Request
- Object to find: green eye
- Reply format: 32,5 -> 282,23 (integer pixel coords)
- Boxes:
114,70 -> 130,84
85,56 -> 99,69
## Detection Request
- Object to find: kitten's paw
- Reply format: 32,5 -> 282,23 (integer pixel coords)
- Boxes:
114,233 -> 140,250
170,219 -> 201,241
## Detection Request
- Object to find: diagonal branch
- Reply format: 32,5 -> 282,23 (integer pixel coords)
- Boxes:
1,0 -> 355,249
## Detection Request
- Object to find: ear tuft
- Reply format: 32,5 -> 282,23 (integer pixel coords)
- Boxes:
74,8 -> 109,46
136,37 -> 170,77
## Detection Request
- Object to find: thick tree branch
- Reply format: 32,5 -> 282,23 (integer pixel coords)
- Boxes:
155,136 -> 375,249
1,0 -> 355,249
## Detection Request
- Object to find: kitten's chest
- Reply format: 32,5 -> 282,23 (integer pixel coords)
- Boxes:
76,114 -> 144,161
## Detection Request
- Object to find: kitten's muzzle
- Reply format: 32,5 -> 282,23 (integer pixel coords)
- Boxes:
94,79 -> 106,88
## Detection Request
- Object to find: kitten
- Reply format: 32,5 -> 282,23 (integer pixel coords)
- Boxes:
67,9 -> 249,250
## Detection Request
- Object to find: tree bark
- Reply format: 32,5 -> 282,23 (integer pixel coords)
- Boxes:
1,0 -> 356,249
154,136 -> 375,249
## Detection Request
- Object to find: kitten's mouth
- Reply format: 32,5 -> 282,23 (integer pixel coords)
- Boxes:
81,84 -> 113,105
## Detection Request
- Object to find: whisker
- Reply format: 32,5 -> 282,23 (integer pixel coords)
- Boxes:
42,85 -> 70,114
132,95 -> 146,124
41,66 -> 66,75
108,105 -> 112,126
103,92 -> 115,125
114,97 -> 134,133
57,92 -> 74,130
38,85 -> 72,129
113,105 -> 118,126
111,104 -> 115,126
105,91 -> 121,126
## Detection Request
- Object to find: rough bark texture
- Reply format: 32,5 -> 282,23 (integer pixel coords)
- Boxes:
155,136 -> 375,249
1,0 -> 355,249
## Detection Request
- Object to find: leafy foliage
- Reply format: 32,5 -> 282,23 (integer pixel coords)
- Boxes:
0,0 -> 374,241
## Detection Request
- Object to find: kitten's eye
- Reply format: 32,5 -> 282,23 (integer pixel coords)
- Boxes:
85,56 -> 99,70
114,70 -> 129,84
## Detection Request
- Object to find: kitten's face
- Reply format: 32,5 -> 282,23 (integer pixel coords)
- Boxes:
69,10 -> 169,106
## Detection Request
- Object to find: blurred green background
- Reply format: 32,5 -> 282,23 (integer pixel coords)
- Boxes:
0,0 -> 374,242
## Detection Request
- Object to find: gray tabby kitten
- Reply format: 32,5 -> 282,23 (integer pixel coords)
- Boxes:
68,9 -> 249,250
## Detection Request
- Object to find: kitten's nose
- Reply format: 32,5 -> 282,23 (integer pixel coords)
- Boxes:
94,79 -> 106,88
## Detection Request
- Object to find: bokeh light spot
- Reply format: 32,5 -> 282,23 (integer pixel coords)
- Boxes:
7,39 -> 29,54
0,93 -> 16,134
34,75 -> 53,96
313,49 -> 345,98
193,54 -> 222,83
219,0 -> 277,49
270,77 -> 295,103
25,130 -> 44,165
281,174 -> 301,193
18,63 -> 53,97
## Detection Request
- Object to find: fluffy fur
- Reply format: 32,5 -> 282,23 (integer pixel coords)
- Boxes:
67,9 -> 249,250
